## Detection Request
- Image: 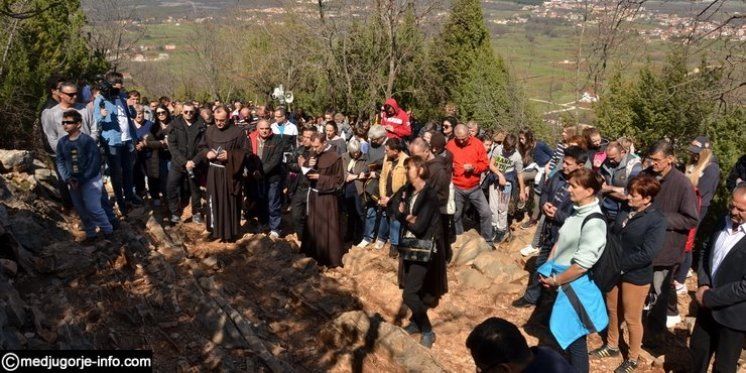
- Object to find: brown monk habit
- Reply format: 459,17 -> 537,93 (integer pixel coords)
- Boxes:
196,125 -> 248,241
301,144 -> 346,267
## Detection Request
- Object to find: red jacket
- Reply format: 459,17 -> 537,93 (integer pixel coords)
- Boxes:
381,98 -> 411,139
446,136 -> 489,190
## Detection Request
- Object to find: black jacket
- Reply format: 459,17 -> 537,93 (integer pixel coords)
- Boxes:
538,171 -> 574,249
167,117 -> 206,172
247,133 -> 284,183
612,206 -> 667,285
287,145 -> 310,193
645,167 -> 699,266
698,219 -> 746,331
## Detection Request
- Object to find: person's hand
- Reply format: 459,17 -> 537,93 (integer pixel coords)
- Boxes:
217,151 -> 228,161
346,174 -> 357,182
519,188 -> 529,202
298,155 -> 306,167
696,286 -> 709,307
358,172 -> 368,180
369,171 -> 377,179
463,164 -> 474,173
379,196 -> 389,206
497,172 -> 506,187
100,107 -> 109,117
206,150 -> 217,160
543,203 -> 557,218
135,142 -> 144,151
405,214 -> 416,225
398,202 -> 405,214
186,160 -> 195,170
384,125 -> 394,132
309,157 -> 318,168
307,172 -> 319,180
538,275 -> 558,289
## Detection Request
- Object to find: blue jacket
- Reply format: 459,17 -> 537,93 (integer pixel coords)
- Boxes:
93,93 -> 139,146
55,133 -> 102,184
538,261 -> 609,349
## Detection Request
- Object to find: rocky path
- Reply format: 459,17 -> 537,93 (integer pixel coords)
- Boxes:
0,149 -> 712,372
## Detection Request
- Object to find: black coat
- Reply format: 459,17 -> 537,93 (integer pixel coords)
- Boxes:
726,155 -> 746,191
698,219 -> 746,331
247,133 -> 284,184
396,183 -> 448,300
612,206 -> 667,285
167,117 -> 206,172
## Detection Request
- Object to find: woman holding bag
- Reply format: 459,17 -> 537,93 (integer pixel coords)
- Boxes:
538,168 -> 608,373
590,175 -> 667,373
396,155 -> 448,349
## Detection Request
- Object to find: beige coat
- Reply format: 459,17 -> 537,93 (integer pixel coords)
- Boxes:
379,153 -> 409,199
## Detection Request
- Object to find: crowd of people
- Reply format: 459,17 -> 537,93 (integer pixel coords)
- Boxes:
40,72 -> 746,372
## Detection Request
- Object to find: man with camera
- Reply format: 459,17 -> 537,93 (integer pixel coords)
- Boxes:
167,102 -> 207,224
93,71 -> 142,214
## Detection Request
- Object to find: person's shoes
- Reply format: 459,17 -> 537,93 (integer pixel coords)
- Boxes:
127,196 -> 144,206
589,344 -> 620,359
269,231 -> 280,239
257,224 -> 269,233
666,314 -> 681,328
520,219 -> 537,230
686,268 -> 694,278
511,297 -> 535,309
420,331 -> 436,348
192,213 -> 203,224
403,323 -> 420,335
675,281 -> 687,295
520,245 -> 540,257
389,245 -> 399,259
614,359 -> 639,373
170,215 -> 181,224
374,239 -> 386,250
356,239 -> 371,248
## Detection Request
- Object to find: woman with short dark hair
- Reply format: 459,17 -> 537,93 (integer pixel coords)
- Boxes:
591,175 -> 667,373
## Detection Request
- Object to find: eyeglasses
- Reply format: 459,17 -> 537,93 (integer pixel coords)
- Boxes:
60,91 -> 78,97
61,120 -> 79,125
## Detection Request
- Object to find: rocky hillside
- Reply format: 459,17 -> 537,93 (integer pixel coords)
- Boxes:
0,149 -> 702,372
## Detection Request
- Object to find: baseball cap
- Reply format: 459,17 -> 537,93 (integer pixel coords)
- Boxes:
688,136 -> 711,154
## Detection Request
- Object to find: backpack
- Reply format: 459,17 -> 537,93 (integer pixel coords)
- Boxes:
581,212 -> 621,293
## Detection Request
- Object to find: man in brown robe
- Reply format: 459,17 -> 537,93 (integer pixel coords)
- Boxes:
301,133 -> 346,267
195,107 -> 248,241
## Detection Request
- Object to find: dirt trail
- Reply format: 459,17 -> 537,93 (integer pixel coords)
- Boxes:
0,149 -> 705,372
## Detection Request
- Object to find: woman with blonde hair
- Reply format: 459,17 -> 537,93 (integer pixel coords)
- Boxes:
673,136 -> 720,295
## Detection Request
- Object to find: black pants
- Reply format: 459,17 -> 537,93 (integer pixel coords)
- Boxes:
690,308 -> 745,373
402,261 -> 432,333
290,187 -> 308,240
167,169 -> 202,217
566,335 -> 589,373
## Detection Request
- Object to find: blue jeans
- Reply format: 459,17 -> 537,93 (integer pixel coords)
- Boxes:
255,179 -> 282,231
70,175 -> 113,238
105,141 -> 137,212
363,206 -> 401,245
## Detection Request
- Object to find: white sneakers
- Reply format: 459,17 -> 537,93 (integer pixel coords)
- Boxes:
520,245 -> 540,257
666,315 -> 681,328
269,231 -> 280,239
357,239 -> 371,248
374,239 -> 386,250
675,281 -> 687,295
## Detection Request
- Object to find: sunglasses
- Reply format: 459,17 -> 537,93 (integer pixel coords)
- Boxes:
183,111 -> 195,114
60,91 -> 78,97
61,120 -> 79,125
443,124 -> 452,128
157,111 -> 168,115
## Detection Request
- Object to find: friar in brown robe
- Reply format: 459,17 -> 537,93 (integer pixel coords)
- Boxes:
301,133 -> 346,267
195,108 -> 248,241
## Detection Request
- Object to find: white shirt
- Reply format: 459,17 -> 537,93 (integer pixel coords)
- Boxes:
117,104 -> 131,142
271,121 -> 298,136
711,218 -> 746,281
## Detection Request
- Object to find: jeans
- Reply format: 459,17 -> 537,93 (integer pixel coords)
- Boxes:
105,141 -> 137,212
523,242 -> 552,304
488,181 -> 512,231
69,175 -> 113,238
565,335 -> 588,373
364,206 -> 383,242
454,186 -> 493,243
258,180 -> 283,232
167,168 -> 202,217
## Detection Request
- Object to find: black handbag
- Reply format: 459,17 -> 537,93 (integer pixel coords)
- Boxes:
399,237 -> 435,262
